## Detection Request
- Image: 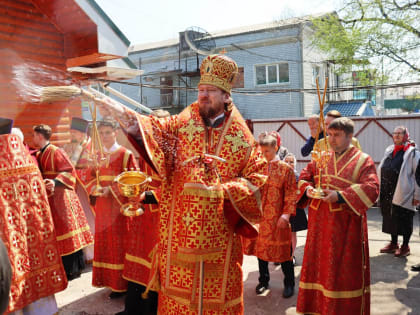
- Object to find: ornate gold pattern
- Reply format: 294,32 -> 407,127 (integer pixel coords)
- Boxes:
199,54 -> 239,94
225,130 -> 250,153
179,119 -> 204,143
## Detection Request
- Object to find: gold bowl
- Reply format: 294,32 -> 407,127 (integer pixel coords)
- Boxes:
114,170 -> 151,198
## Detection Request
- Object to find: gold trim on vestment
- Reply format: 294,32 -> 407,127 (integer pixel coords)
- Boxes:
92,284 -> 127,292
122,150 -> 131,170
298,180 -> 308,189
327,175 -> 353,185
110,186 -> 123,206
56,225 -> 90,241
352,152 -> 368,183
340,192 -> 361,216
125,253 -> 152,268
98,175 -> 116,181
299,281 -> 370,298
93,261 -> 125,270
0,165 -> 39,178
337,149 -> 359,175
59,172 -> 76,185
161,289 -> 242,311
13,263 -> 63,283
182,183 -> 224,198
351,184 -> 374,208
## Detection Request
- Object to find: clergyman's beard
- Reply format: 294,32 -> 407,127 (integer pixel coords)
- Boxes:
199,106 -> 219,120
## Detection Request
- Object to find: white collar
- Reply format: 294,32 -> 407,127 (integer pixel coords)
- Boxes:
103,142 -> 120,153
209,112 -> 225,126
269,155 -> 280,163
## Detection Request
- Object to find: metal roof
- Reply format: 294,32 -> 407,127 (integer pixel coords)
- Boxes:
323,101 -> 375,117
129,12 -> 333,53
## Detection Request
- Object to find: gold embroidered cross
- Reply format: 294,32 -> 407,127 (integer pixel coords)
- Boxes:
179,120 -> 204,143
225,130 -> 250,153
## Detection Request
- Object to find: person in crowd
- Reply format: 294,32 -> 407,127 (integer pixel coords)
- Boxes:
97,54 -> 267,314
85,119 -> 137,299
117,109 -> 170,315
314,110 -> 362,151
284,153 -> 308,265
412,162 -> 420,271
63,117 -> 92,182
378,126 -> 420,257
296,117 -> 379,315
242,132 -> 296,298
62,117 -> 95,264
2,119 -> 67,315
33,124 -> 93,281
259,131 -> 288,160
301,114 -> 324,157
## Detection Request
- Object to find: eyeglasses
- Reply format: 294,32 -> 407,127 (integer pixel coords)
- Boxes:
392,132 -> 404,135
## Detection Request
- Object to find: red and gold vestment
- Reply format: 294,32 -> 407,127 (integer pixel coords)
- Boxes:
0,135 -> 67,313
36,144 -> 93,256
296,146 -> 379,315
86,146 -> 137,292
122,159 -> 161,287
122,102 -> 267,314
243,159 -> 296,262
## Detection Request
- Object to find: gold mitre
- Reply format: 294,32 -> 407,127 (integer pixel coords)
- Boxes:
199,54 -> 238,94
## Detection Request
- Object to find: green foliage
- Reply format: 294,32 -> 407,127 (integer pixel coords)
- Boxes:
311,0 -> 420,82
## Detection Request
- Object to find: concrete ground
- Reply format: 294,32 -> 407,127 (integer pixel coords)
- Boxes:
56,207 -> 420,314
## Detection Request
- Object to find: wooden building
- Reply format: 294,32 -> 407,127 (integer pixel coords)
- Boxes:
0,0 -> 135,146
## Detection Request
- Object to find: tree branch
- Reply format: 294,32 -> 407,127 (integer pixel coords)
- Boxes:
392,0 -> 420,11
340,17 -> 420,38
369,38 -> 420,72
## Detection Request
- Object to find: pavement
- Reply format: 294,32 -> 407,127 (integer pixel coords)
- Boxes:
56,207 -> 420,315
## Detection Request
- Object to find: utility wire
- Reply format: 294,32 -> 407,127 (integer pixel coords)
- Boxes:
99,79 -> 420,96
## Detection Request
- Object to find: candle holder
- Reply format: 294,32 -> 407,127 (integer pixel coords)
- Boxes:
308,77 -> 330,199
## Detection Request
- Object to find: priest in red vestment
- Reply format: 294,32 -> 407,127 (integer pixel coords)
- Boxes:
1,126 -> 67,314
33,124 -> 93,281
85,119 -> 137,298
97,54 -> 267,314
296,117 -> 379,315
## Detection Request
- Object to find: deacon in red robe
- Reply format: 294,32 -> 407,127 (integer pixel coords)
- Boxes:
0,130 -> 67,314
296,117 -> 379,315
85,119 -> 137,297
33,124 -> 93,280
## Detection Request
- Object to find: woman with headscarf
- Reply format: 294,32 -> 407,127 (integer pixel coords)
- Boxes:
378,126 -> 420,257
284,153 -> 308,265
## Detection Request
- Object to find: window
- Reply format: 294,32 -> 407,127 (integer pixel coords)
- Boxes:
255,63 -> 289,86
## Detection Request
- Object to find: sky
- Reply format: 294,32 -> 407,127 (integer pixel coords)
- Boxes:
95,0 -> 339,45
